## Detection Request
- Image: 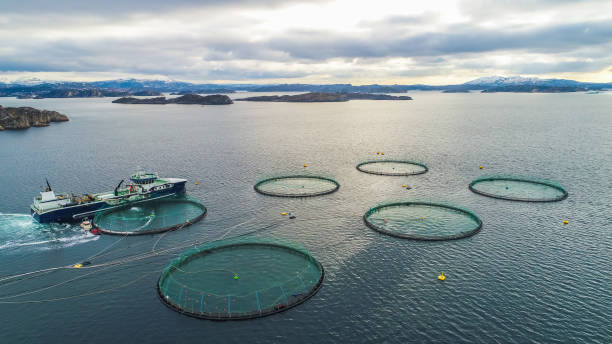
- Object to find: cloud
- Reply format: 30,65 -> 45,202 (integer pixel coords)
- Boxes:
0,0 -> 611,83
0,0 -> 327,15
263,20 -> 612,59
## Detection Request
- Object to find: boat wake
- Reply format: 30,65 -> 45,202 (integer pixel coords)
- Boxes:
0,213 -> 99,252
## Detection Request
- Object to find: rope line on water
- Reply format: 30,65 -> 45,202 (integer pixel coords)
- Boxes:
0,210 -> 303,293
0,271 -> 157,304
0,264 -> 116,300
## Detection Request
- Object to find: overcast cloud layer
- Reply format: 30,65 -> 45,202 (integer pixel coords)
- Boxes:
1,0 -> 611,84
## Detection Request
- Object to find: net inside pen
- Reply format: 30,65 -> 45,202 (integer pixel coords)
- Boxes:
356,160 -> 428,176
93,196 -> 206,235
469,175 -> 568,202
364,201 -> 482,240
157,239 -> 324,320
254,175 -> 339,197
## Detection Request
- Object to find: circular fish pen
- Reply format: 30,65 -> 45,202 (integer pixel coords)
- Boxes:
157,238 -> 324,320
363,201 -> 482,240
254,175 -> 339,197
356,160 -> 428,176
469,175 -> 568,202
93,196 -> 206,235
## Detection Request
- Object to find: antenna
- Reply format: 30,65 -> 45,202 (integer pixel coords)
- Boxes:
45,178 -> 52,192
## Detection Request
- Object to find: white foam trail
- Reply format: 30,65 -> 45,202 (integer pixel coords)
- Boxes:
0,214 -> 100,252
0,213 -> 33,217
35,234 -> 100,251
0,234 -> 100,251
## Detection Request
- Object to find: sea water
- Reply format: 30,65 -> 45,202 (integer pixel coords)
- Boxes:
0,91 -> 610,343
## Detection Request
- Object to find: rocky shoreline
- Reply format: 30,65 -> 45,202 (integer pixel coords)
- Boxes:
234,92 -> 412,102
112,94 -> 233,105
0,106 -> 69,130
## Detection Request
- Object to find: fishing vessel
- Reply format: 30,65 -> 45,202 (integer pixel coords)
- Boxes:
31,171 -> 186,223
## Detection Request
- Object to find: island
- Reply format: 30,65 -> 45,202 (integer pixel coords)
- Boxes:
234,92 -> 412,102
0,106 -> 69,131
442,89 -> 470,93
131,90 -> 163,96
112,94 -> 233,105
169,89 -> 235,95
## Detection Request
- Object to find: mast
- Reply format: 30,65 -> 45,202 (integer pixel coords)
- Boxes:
114,180 -> 124,196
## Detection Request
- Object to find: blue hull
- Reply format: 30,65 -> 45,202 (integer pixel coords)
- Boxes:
32,181 -> 186,223
32,202 -> 107,223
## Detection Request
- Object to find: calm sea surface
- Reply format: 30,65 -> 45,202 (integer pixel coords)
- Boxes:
0,92 -> 610,343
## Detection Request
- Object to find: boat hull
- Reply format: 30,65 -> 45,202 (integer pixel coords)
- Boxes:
32,181 -> 186,223
32,201 -> 107,223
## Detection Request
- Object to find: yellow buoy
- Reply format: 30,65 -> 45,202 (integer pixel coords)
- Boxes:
303,164 -> 308,168
73,264 -> 82,268
281,212 -> 287,216
381,152 -> 385,155
420,217 -> 425,220
402,184 -> 407,188
376,152 -> 380,155
479,165 -> 483,169
194,181 -> 199,185
438,273 -> 445,281
563,220 -> 569,225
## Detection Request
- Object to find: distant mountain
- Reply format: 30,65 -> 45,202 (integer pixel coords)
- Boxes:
0,76 -> 610,96
440,75 -> 611,92
0,84 -> 162,98
235,92 -> 412,102
481,85 -> 587,93
463,75 -> 584,87
464,76 -> 542,86
0,77 -> 47,86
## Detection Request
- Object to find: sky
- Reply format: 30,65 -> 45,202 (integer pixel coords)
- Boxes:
1,0 -> 611,85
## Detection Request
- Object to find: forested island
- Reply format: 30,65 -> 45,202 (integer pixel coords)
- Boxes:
235,92 -> 412,102
112,94 -> 233,105
0,106 -> 69,130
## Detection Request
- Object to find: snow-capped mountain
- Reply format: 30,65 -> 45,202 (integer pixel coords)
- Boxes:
463,76 -> 582,87
0,77 -> 48,85
1,76 -> 609,95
